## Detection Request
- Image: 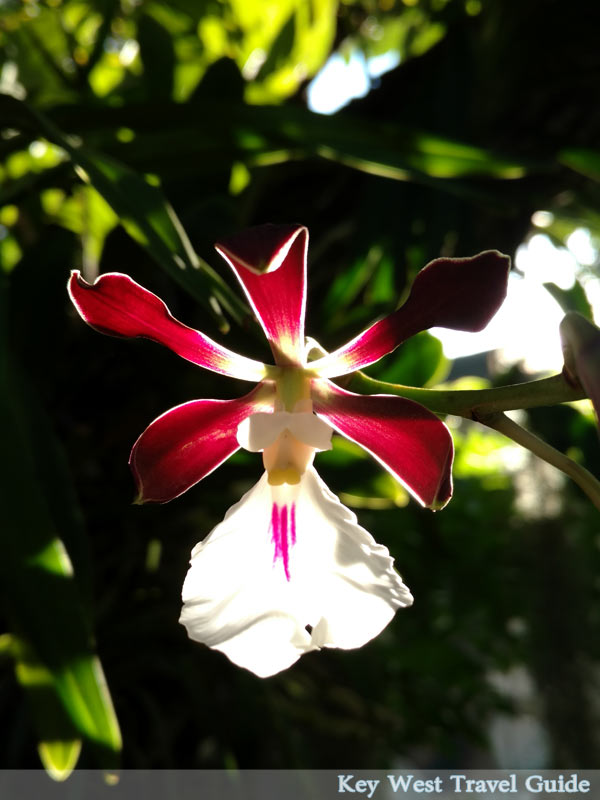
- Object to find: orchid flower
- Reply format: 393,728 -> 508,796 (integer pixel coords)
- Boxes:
68,224 -> 509,678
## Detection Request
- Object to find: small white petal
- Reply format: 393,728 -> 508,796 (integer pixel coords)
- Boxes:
236,411 -> 332,452
236,412 -> 277,451
179,468 -> 412,677
287,412 -> 333,451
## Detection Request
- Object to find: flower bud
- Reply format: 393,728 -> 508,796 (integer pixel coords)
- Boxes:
560,311 -> 600,421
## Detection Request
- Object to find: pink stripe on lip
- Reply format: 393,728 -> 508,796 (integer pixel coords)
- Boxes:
270,502 -> 297,581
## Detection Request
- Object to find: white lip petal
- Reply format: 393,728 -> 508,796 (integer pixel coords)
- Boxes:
300,469 -> 413,650
180,474 -> 312,677
179,468 -> 412,678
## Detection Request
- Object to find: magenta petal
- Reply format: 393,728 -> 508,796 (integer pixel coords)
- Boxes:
311,250 -> 511,377
312,381 -> 453,509
215,224 -> 308,367
68,271 -> 267,381
130,384 -> 274,503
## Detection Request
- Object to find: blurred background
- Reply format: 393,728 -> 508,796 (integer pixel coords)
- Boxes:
2,0 -> 600,775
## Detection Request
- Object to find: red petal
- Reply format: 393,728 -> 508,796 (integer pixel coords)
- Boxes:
130,384 -> 274,503
312,381 -> 453,509
215,224 -> 307,367
311,250 -> 510,377
68,271 -> 267,381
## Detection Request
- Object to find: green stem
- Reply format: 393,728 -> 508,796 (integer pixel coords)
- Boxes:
346,370 -> 600,510
477,411 -> 600,512
346,371 -> 585,417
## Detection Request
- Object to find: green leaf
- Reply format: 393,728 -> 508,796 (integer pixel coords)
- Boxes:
559,147 -> 600,181
0,274 -> 122,773
8,11 -> 75,103
21,98 -> 532,186
70,150 -> 244,326
138,12 -> 176,99
312,123 -> 529,180
324,246 -> 382,313
10,635 -> 82,781
231,0 -> 337,103
54,184 -> 119,274
365,331 -> 450,387
255,13 -> 296,81
0,94 -> 246,327
543,279 -> 593,318
38,740 -> 82,783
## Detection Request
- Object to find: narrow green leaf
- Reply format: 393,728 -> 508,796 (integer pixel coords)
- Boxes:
78,0 -> 120,84
255,13 -> 296,81
543,280 -> 593,318
0,94 -> 247,327
38,741 -> 82,783
559,147 -> 600,181
70,151 -> 241,328
11,635 -> 82,781
138,13 -> 176,99
312,124 -> 529,180
0,273 -> 122,772
15,97 -> 533,185
324,248 -> 381,312
0,633 -> 81,779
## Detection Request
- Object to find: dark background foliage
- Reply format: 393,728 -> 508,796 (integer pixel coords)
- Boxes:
1,0 -> 600,773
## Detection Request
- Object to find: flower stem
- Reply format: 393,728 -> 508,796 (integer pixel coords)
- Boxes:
346,372 -> 586,417
345,370 -> 600,510
476,411 -> 600,511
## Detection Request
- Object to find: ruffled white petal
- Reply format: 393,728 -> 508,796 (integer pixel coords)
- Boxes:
179,467 -> 412,678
